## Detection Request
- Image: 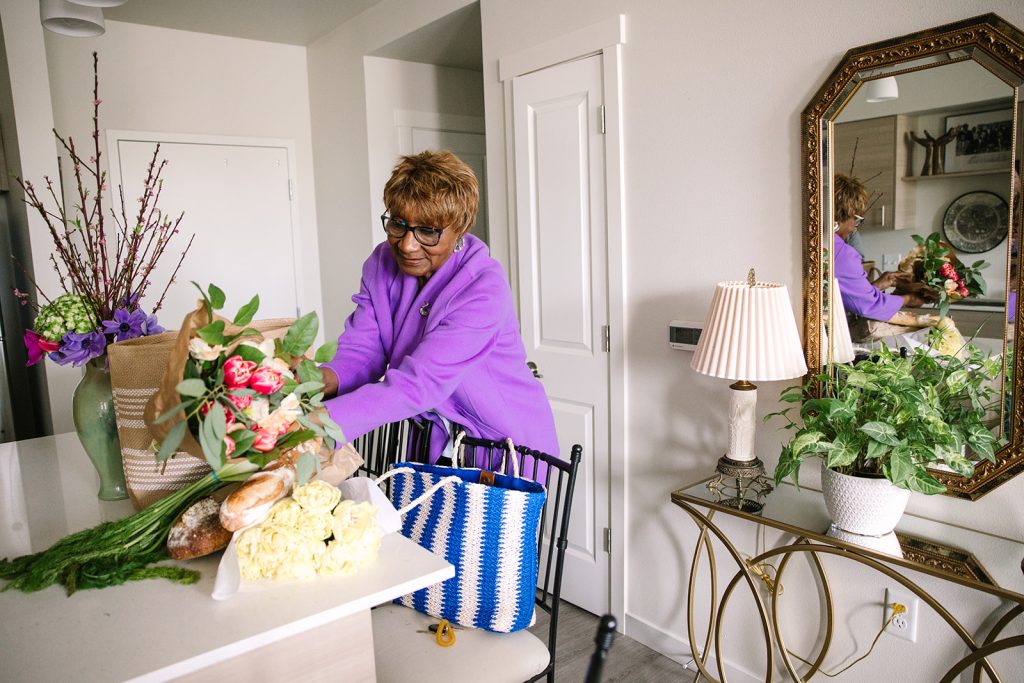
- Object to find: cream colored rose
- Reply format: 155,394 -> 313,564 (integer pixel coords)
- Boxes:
264,498 -> 333,541
262,355 -> 295,379
258,393 -> 301,435
244,396 -> 271,423
188,337 -> 226,361
236,523 -> 324,581
944,278 -> 959,294
332,500 -> 379,544
292,480 -> 342,514
319,526 -> 381,576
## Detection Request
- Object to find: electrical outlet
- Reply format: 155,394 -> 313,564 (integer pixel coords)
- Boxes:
882,253 -> 900,272
884,587 -> 919,642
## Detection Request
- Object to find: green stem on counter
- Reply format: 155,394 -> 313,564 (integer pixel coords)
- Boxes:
0,473 -> 223,595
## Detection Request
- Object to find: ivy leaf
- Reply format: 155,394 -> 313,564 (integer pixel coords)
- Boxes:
155,421 -> 187,463
233,295 -> 260,327
282,312 -> 319,357
176,379 -> 207,398
209,284 -> 226,310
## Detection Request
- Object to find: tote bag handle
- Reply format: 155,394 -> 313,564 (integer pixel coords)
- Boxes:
452,431 -> 519,478
374,467 -> 462,516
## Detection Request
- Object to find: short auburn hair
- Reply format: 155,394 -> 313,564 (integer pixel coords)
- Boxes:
383,150 -> 479,234
833,173 -> 869,222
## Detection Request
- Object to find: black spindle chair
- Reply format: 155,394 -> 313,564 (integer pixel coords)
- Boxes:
371,435 -> 582,683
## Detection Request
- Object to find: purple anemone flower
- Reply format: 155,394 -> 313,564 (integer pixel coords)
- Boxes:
102,308 -> 147,341
50,331 -> 107,367
142,313 -> 164,335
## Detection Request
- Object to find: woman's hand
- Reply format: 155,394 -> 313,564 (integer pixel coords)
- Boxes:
321,366 -> 340,399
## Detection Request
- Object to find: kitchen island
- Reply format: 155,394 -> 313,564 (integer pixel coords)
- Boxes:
0,433 -> 452,682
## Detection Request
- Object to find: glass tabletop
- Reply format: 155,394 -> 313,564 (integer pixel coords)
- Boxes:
671,478 -> 1024,603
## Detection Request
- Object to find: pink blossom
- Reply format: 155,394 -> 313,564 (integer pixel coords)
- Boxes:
224,435 -> 236,457
199,401 -> 234,426
938,263 -> 955,279
958,285 -> 969,298
252,429 -> 277,452
92,99 -> 102,106
224,355 -> 257,389
227,393 -> 252,410
250,366 -> 285,395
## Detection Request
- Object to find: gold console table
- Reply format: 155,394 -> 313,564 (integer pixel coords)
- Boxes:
671,479 -> 1024,682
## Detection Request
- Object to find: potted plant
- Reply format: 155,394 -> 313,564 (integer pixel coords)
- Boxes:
769,329 -> 1001,537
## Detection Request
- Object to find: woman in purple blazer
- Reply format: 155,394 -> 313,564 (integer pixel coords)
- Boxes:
319,150 -> 558,462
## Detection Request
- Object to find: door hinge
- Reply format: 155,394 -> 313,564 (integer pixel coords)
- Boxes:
288,178 -> 295,201
603,527 -> 611,553
601,325 -> 610,352
598,104 -> 606,134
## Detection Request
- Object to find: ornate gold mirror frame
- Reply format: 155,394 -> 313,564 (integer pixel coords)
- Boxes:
802,13 -> 1024,499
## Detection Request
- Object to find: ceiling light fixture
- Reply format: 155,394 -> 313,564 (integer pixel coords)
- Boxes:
864,76 -> 899,103
39,0 -> 105,37
66,0 -> 127,6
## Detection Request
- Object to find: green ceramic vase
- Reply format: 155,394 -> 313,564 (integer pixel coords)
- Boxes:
72,358 -> 128,501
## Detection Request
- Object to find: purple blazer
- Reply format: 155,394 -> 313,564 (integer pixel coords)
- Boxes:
834,234 -> 902,321
322,234 -> 559,461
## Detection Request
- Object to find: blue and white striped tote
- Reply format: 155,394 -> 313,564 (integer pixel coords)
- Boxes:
383,453 -> 546,633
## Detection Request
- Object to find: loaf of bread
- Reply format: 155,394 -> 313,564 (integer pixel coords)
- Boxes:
219,466 -> 296,531
167,497 -> 233,560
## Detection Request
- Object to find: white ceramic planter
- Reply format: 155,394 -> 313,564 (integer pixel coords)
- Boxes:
820,462 -> 910,536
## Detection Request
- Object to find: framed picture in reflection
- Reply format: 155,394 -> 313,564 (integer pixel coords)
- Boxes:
944,109 -> 1013,174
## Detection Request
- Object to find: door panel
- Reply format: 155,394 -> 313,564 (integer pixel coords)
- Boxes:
114,140 -> 297,324
512,54 -> 609,615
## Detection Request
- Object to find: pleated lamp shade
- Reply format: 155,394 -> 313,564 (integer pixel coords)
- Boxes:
827,279 -> 856,364
691,279 -> 808,381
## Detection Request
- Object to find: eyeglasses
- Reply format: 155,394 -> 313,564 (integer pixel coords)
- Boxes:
381,214 -> 446,247
854,215 -> 865,228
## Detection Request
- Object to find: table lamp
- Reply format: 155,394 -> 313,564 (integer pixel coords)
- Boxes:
690,269 -> 808,512
825,278 -> 855,365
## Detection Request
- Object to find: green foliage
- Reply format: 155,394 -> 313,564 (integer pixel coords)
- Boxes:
768,331 -> 1002,495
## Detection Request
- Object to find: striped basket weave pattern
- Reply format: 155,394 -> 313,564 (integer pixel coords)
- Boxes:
390,462 -> 546,633
108,332 -> 210,510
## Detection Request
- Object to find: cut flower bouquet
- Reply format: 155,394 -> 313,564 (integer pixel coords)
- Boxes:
0,285 -> 354,595
898,233 -> 988,318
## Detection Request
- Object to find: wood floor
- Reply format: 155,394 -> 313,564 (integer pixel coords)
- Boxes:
529,601 -> 697,682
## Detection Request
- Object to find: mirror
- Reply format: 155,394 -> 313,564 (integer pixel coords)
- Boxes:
802,14 -> 1024,499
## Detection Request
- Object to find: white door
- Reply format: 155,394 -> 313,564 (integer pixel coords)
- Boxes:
512,54 -> 610,615
110,139 -> 298,325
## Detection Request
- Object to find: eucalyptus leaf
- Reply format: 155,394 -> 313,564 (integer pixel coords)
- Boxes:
197,320 -> 226,346
298,359 -> 321,384
176,379 -> 207,398
293,381 -> 325,396
234,344 -> 266,364
295,451 -> 318,486
155,421 -> 187,463
154,401 -> 188,424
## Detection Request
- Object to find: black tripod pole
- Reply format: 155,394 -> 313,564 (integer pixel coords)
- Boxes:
583,614 -> 618,683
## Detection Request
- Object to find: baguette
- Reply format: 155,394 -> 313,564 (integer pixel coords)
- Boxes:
167,497 -> 233,560
219,466 -> 296,531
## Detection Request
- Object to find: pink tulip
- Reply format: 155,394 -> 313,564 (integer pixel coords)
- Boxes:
199,401 -> 235,426
223,355 -> 257,389
958,285 -> 969,298
252,429 -> 278,452
228,393 -> 252,410
224,435 -> 236,457
250,366 -> 285,395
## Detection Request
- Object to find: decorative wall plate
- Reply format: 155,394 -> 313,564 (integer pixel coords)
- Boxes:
942,191 -> 1009,254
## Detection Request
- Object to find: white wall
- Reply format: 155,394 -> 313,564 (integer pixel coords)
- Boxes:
307,0 -> 475,339
32,21 -> 322,432
471,0 -> 1024,680
363,56 -> 484,248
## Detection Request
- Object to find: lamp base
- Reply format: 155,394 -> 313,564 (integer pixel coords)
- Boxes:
706,456 -> 774,513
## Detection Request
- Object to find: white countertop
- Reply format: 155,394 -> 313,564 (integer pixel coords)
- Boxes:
0,433 -> 453,683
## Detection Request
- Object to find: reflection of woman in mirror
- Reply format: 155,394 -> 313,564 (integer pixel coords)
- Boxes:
833,174 -> 935,321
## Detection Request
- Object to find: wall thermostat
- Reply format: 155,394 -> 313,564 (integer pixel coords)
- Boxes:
669,320 -> 703,351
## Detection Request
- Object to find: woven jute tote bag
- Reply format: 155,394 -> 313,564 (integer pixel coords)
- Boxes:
108,331 -> 208,510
